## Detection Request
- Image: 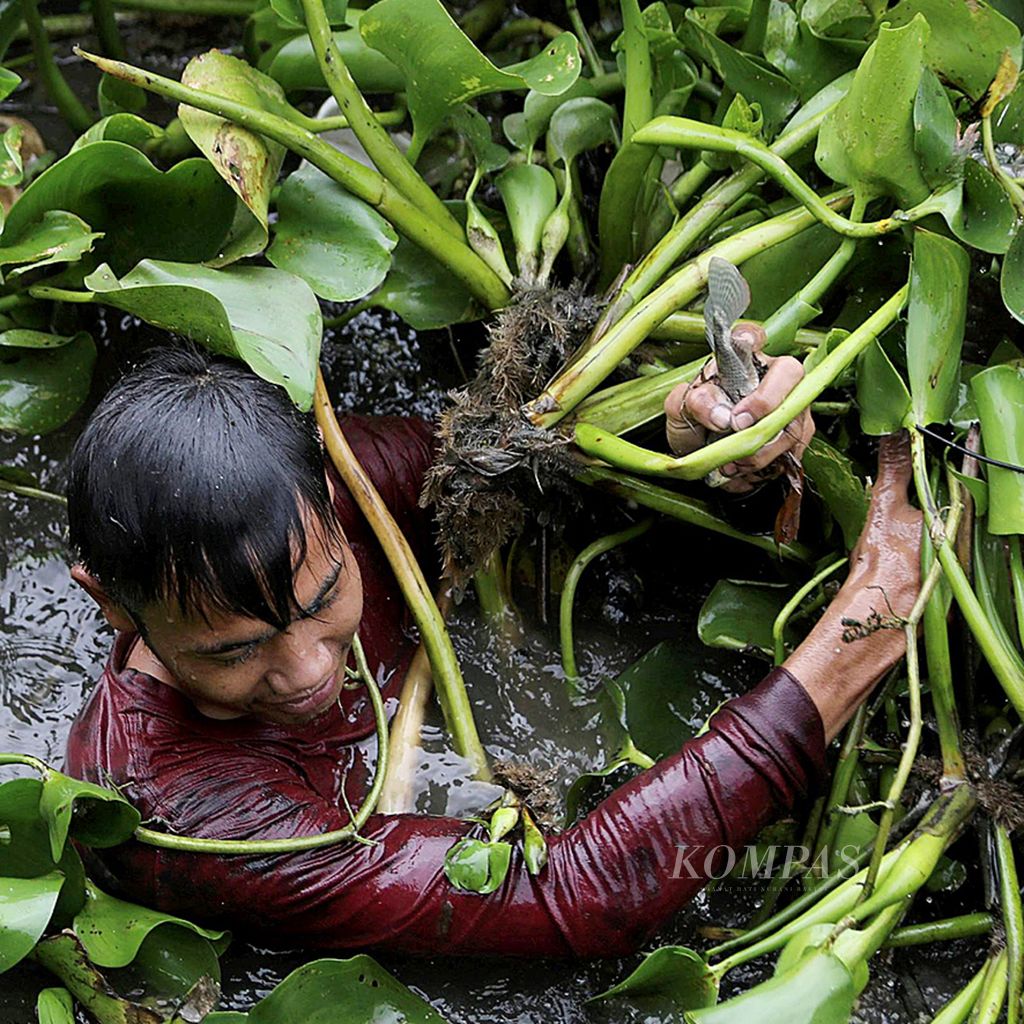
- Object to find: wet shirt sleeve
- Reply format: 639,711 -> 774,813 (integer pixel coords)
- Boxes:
103,667 -> 825,958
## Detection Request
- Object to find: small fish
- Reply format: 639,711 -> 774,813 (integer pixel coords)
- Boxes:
704,257 -> 759,403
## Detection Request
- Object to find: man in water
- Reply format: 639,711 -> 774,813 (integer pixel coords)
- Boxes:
64,342 -> 919,956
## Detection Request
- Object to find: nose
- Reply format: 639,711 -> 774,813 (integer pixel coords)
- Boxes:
262,622 -> 336,698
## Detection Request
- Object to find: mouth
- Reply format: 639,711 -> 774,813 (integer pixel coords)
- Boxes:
265,670 -> 339,719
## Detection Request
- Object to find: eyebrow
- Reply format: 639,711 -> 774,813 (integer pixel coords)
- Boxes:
191,559 -> 345,657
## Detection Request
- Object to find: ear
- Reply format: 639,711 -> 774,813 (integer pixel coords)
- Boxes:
70,565 -> 137,632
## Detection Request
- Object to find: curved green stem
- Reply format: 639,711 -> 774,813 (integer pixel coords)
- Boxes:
773,557 -> 847,664
911,429 -> 1024,719
560,518 -> 652,687
932,957 -> 994,1024
619,0 -> 652,139
132,633 -> 386,852
0,751 -> 49,773
299,0 -> 462,239
634,117 -> 956,238
0,479 -> 67,504
570,285 -> 908,478
526,192 -> 854,428
566,0 -> 603,76
884,911 -> 993,948
26,285 -> 96,304
983,113 -> 1024,220
649,310 -> 826,348
76,50 -> 510,312
974,949 -> 1010,1024
315,371 -> 490,781
995,823 -> 1023,1024
669,158 -> 714,207
22,0 -> 94,133
92,0 -> 127,59
575,463 -> 811,561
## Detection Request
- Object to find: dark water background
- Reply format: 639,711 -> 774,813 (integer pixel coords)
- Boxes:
0,10 -> 988,1022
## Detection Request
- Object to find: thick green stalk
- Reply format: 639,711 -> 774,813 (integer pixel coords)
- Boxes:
133,634 -> 385,852
300,0 -> 461,238
773,557 -> 847,664
974,950 -> 1010,1024
22,0 -> 93,132
526,193 -> 854,428
77,50 -> 510,311
884,912 -> 993,947
570,285 -> 908,479
599,102 -> 835,331
92,0 -> 127,58
560,518 -> 652,686
668,158 -> 714,207
932,958 -> 994,1024
650,311 -> 826,348
911,430 -> 1024,719
0,751 -> 49,773
995,823 -> 1023,1024
923,531 -> 966,779
619,0 -> 652,140
576,463 -> 811,561
473,548 -> 521,642
634,118 -> 955,238
1009,537 -> 1024,649
315,372 -> 490,782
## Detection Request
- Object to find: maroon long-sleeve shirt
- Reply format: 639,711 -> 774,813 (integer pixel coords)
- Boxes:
65,415 -> 826,958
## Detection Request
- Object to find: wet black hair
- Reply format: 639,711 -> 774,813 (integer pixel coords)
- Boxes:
66,345 -> 343,631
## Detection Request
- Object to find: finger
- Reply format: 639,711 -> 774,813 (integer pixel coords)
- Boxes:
730,356 -> 805,431
734,416 -> 808,471
731,321 -> 767,355
681,376 -> 734,433
870,430 -> 913,510
665,383 -> 707,455
720,463 -> 781,493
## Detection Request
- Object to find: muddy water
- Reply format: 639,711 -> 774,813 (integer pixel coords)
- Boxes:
1,307 -> 986,1022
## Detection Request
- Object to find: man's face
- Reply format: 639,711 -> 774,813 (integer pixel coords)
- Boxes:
135,511 -> 364,726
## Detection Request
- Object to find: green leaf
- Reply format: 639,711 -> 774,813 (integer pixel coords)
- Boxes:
1002,222 -> 1024,324
803,435 -> 869,550
84,260 -> 321,411
802,0 -> 874,41
546,97 -> 618,169
372,231 -> 478,329
564,758 -> 635,824
0,67 -> 19,103
502,79 -> 597,154
268,163 -> 397,302
0,329 -> 79,349
886,0 -> 1022,100
678,10 -> 800,134
495,163 -> 557,281
0,210 -> 102,282
688,946 -> 858,1023
2,141 -> 236,274
71,112 -> 165,152
698,579 -> 791,656
37,770 -> 140,863
73,882 -> 227,970
857,339 -> 911,435
590,945 -> 719,1012
815,17 -> 932,205
938,157 -> 1017,254
912,69 -> 963,191
179,51 -> 291,264
0,331 -> 96,435
205,957 -> 450,1023
449,104 -> 509,174
97,74 -> 146,119
0,779 -> 86,927
906,227 -> 969,426
443,838 -> 511,895
0,123 -> 25,188
359,0 -> 581,153
265,10 -> 404,93
271,0 -> 346,27
0,872 -> 64,973
970,363 -> 1024,533
36,987 -> 75,1024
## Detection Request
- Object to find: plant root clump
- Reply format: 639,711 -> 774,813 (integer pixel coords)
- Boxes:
492,759 -> 562,832
421,285 -> 603,582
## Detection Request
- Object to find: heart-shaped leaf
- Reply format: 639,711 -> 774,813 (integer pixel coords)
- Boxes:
360,0 -> 581,155
937,157 -> 1017,254
268,163 -> 397,302
36,988 -> 75,1024
546,96 -> 618,169
179,51 -> 292,265
70,112 -> 165,152
0,872 -> 65,973
803,435 -> 868,550
0,210 -> 102,282
84,260 -> 321,410
698,579 -> 791,656
37,770 -> 140,863
2,142 -> 236,273
857,338 -> 911,435
443,838 -> 512,895
204,957 -> 450,1023
0,331 -> 96,435
906,227 -> 969,426
912,68 -> 963,191
590,945 -> 719,1012
816,16 -> 932,205
886,0 -> 1022,100
503,79 -> 597,155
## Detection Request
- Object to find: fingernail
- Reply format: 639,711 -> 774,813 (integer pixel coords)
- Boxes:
733,411 -> 755,430
710,404 -> 731,430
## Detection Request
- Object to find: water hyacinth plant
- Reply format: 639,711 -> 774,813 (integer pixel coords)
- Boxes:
0,0 -> 1024,1020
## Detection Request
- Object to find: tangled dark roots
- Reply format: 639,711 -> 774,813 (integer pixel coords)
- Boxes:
422,285 -> 602,581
